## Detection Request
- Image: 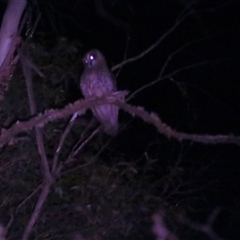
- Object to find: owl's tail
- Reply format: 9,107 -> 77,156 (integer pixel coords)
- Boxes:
92,104 -> 119,135
103,121 -> 119,135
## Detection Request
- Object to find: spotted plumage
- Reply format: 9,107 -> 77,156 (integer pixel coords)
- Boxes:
80,49 -> 118,135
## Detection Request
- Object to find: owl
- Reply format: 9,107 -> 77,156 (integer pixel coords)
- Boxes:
80,49 -> 119,135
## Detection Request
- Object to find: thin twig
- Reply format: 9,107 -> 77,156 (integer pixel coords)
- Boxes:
61,129 -> 113,175
111,2 -> 195,71
115,35 -> 130,78
207,207 -> 221,226
54,127 -> 100,177
18,43 -> 45,78
22,183 -> 51,240
18,9 -> 28,34
126,29 -> 220,100
5,184 -> 42,234
27,13 -> 41,40
127,59 -> 213,101
183,208 -> 224,240
65,126 -> 100,164
51,113 -> 78,174
16,184 -> 42,215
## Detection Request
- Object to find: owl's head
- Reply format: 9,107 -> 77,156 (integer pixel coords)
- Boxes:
83,49 -> 106,68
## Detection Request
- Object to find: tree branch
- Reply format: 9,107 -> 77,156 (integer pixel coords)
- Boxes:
0,91 -> 128,147
1,91 -> 240,149
116,100 -> 240,146
19,42 -> 52,183
19,43 -> 53,240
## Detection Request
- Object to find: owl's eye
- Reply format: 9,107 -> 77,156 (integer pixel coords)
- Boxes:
83,51 -> 98,67
89,55 -> 94,60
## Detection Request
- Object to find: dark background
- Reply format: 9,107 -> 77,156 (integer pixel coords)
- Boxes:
2,0 -> 240,239
36,0 -> 240,238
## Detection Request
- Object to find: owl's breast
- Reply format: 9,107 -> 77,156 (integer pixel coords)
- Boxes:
80,70 -> 115,98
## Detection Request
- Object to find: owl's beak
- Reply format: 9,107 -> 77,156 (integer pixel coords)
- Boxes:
83,58 -> 88,65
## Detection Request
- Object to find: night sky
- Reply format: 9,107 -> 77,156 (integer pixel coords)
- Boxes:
5,0 -> 240,238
